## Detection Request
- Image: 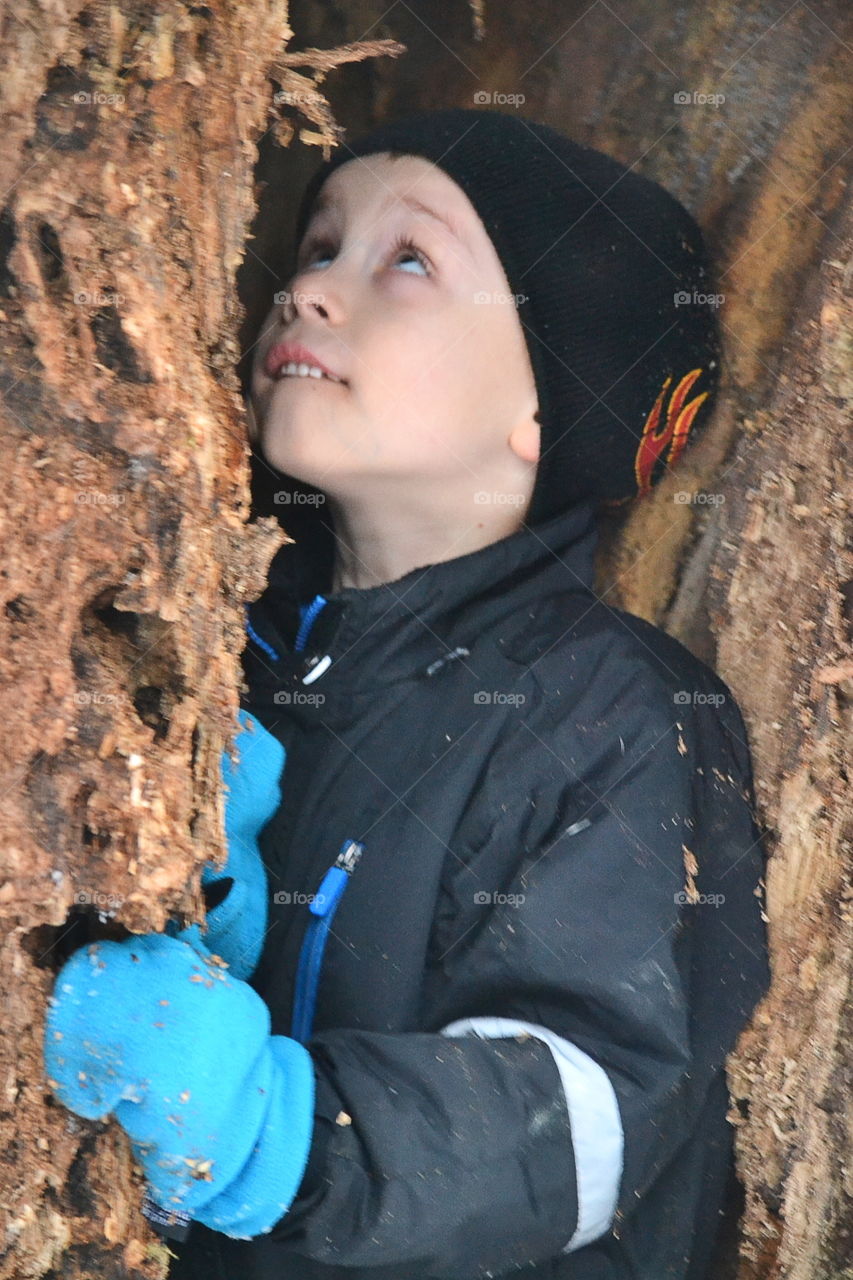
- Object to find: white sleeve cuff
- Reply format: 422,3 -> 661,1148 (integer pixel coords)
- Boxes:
439,1015 -> 624,1251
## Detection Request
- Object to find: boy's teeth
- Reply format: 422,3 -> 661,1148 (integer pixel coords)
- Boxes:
277,360 -> 341,383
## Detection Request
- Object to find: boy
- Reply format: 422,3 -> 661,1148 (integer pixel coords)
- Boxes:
45,109 -> 770,1280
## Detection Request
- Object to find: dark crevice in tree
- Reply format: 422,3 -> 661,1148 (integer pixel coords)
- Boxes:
35,221 -> 65,286
89,306 -> 152,383
72,586 -> 188,749
5,594 -> 35,623
24,907 -> 130,973
132,685 -> 172,742
35,67 -> 97,152
0,205 -> 17,298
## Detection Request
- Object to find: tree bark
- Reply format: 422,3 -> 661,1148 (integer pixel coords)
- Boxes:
0,3 -> 401,1276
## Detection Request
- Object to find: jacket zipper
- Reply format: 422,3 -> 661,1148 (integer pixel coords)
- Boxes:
259,589 -> 351,1044
294,593 -> 329,652
290,838 -> 364,1045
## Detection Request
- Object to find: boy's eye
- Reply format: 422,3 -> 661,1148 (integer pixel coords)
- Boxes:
299,234 -> 431,277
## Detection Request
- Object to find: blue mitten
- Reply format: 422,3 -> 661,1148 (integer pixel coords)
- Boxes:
168,709 -> 286,980
44,932 -> 315,1239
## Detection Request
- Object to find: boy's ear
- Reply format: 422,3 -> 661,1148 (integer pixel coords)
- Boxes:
509,408 -> 540,465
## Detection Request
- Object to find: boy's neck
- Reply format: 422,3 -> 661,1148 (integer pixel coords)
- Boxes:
325,490 -> 532,592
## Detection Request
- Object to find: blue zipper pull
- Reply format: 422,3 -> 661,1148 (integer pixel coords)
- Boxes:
290,839 -> 364,1045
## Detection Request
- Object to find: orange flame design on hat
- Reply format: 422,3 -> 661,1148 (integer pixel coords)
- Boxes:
634,368 -> 709,497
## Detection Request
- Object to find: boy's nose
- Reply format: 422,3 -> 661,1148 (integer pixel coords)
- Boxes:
286,267 -> 346,328
278,293 -> 324,325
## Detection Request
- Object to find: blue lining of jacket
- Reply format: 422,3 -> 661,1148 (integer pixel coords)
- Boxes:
245,595 -> 363,1046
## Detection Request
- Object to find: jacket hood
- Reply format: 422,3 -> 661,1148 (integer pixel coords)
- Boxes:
242,497 -> 600,715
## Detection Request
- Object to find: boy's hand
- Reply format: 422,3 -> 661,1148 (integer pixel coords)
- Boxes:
43,932 -> 315,1238
169,709 -> 286,979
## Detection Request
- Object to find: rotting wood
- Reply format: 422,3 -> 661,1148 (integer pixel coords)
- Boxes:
0,3 -> 405,1276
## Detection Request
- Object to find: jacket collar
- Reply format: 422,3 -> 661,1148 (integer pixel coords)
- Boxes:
243,498 -> 600,705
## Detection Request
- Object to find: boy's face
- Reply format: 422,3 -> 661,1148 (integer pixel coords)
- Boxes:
250,153 -> 539,508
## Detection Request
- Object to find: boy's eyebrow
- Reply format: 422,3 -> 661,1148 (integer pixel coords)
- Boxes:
308,190 -> 472,258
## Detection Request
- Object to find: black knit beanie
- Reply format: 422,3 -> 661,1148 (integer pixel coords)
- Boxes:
292,107 -> 722,527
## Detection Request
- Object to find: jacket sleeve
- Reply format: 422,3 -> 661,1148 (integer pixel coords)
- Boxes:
258,659 -> 770,1276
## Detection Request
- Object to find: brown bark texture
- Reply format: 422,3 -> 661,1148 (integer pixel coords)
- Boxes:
1,0 -> 850,1277
0,2 -> 402,1276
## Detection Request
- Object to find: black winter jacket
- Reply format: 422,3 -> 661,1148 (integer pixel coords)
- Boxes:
168,497 -> 770,1280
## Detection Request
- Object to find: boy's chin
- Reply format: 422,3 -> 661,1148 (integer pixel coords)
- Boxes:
253,439 -> 326,491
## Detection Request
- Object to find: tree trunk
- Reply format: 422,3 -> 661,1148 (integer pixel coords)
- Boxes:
0,3 -> 401,1276
1,1 -> 850,1277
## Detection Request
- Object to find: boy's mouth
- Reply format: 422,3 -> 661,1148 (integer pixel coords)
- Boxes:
265,341 -> 348,385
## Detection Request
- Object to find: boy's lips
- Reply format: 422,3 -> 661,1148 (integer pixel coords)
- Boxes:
264,340 -> 347,384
